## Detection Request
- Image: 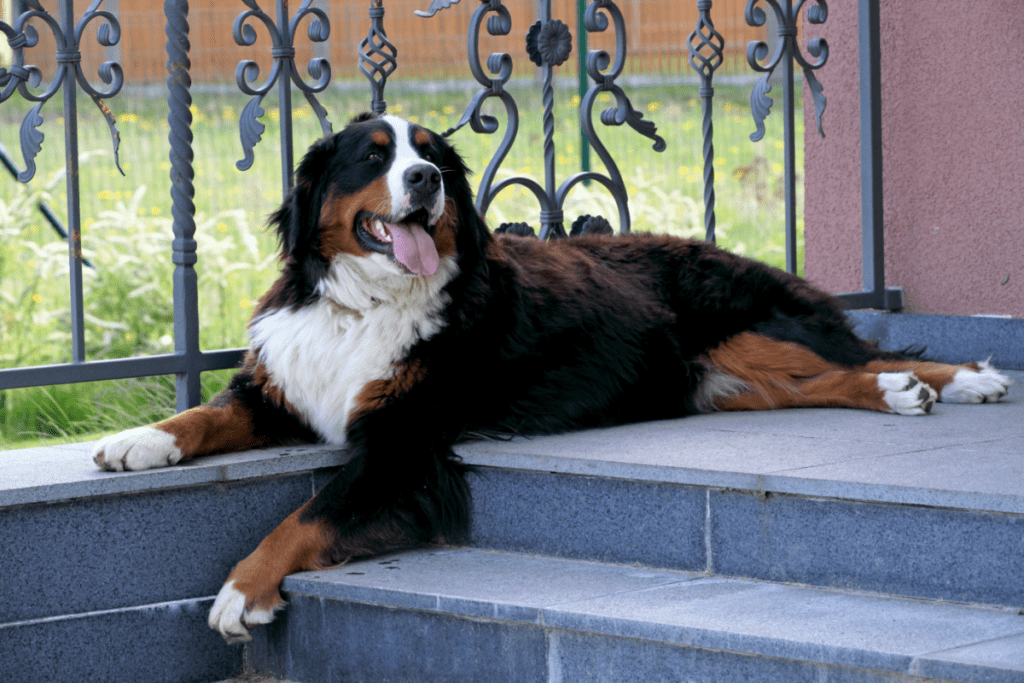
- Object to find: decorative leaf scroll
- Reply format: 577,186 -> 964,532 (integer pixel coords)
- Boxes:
236,96 -> 267,172
415,0 -> 464,19
3,0 -> 124,182
745,0 -> 829,140
233,0 -> 333,171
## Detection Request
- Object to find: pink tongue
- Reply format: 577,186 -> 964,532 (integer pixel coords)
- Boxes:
384,221 -> 440,276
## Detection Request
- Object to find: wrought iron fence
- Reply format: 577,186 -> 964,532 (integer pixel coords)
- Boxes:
0,0 -> 902,414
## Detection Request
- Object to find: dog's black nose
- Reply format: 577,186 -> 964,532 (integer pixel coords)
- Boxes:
404,164 -> 441,200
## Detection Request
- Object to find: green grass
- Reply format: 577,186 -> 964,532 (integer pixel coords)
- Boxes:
0,81 -> 804,446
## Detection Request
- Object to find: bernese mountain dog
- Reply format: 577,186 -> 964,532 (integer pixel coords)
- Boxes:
91,113 -> 1011,643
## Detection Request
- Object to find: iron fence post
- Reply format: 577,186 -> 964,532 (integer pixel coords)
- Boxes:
165,0 -> 202,410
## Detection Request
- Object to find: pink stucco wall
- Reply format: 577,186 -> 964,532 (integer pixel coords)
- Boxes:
803,1 -> 1024,317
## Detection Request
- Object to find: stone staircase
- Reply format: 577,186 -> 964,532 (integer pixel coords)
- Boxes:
3,311 -> 1023,682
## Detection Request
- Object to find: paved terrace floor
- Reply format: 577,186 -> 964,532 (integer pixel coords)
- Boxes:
4,370 -> 1022,515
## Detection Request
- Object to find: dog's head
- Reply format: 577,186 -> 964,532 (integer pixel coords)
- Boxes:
269,113 -> 488,302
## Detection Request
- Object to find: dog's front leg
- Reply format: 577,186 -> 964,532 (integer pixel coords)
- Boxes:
91,391 -> 267,471
207,443 -> 471,643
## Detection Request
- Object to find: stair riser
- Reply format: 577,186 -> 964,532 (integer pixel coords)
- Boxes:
470,468 -> 1024,609
248,593 -> 967,683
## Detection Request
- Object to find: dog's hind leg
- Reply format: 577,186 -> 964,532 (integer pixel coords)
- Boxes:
863,359 -> 1011,404
699,332 -> 938,415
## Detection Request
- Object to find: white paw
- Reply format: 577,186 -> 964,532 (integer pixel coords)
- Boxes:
940,361 -> 1012,404
878,372 -> 937,416
91,427 -> 182,471
208,579 -> 283,644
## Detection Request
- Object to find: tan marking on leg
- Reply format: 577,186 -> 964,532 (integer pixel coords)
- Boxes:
226,504 -> 337,614
153,398 -> 268,459
862,359 -> 976,393
705,332 -> 892,413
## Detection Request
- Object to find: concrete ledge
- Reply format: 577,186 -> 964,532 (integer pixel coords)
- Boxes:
1,442 -> 350,508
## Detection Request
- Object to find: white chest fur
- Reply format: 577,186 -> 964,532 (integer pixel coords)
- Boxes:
248,255 -> 457,443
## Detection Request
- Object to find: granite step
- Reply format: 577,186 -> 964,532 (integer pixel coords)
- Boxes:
246,547 -> 1024,683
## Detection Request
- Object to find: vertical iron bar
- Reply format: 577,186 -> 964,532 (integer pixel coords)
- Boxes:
859,0 -> 884,304
576,0 -> 590,182
781,5 -> 798,274
166,0 -> 202,411
59,0 -> 86,363
276,0 -> 294,193
539,0 -> 560,239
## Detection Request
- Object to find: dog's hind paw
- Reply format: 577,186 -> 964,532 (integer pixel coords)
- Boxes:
878,372 -> 937,416
208,579 -> 285,644
940,360 -> 1012,404
92,426 -> 182,471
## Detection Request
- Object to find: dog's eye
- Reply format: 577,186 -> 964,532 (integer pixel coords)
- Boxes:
366,151 -> 383,162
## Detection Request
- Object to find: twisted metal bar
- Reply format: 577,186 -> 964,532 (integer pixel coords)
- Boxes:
688,0 -> 724,244
166,0 -> 201,409
359,0 -> 397,116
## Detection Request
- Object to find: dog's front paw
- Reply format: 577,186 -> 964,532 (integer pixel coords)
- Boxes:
92,427 -> 182,471
878,372 -> 937,416
940,361 -> 1012,404
208,579 -> 285,644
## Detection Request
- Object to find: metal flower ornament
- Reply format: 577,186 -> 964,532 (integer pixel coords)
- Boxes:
415,0 -> 665,240
526,19 -> 572,67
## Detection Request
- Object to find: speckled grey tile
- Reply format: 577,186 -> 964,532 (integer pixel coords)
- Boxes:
469,468 -> 706,570
283,548 -> 697,624
1,443 -> 348,507
541,577 -> 1024,676
0,597 -> 240,683
916,632 -> 1024,683
1,474 -> 314,622
247,592 -> 547,683
710,490 -> 1024,608
549,629 -> 931,683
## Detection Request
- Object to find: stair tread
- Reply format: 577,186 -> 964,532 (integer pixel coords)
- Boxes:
284,547 -> 1024,680
456,370 -> 1024,514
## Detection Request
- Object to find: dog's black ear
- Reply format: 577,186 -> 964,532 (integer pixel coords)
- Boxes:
269,134 -> 338,259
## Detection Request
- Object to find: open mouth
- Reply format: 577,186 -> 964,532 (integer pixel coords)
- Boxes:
355,209 -> 440,276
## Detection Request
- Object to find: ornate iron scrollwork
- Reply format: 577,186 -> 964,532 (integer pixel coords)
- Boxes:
359,0 -> 398,116
687,0 -> 725,243
745,0 -> 828,141
233,0 -> 332,173
0,0 -> 123,182
417,0 -> 664,239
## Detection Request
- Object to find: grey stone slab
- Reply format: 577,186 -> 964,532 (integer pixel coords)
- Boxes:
247,591 -> 548,683
283,548 -> 697,624
847,311 -> 1024,370
0,442 -> 348,507
763,440 -> 1024,514
710,490 -> 1024,608
1,474 -> 313,622
542,577 -> 1024,676
550,629 -> 929,683
916,633 -> 1024,683
0,597 -> 240,683
469,468 -> 707,570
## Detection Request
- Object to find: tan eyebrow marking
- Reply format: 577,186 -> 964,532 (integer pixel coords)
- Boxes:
371,129 -> 391,146
413,129 -> 432,146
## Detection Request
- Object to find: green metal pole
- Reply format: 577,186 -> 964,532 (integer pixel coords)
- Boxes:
577,0 -> 590,180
